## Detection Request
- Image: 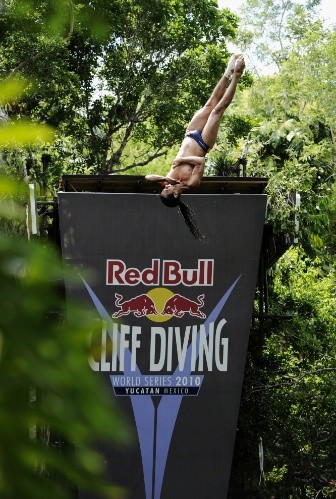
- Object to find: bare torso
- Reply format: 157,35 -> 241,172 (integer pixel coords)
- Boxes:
177,135 -> 206,157
145,135 -> 206,192
165,136 -> 206,185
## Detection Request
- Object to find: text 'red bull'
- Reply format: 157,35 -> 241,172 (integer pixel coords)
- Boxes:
106,259 -> 214,287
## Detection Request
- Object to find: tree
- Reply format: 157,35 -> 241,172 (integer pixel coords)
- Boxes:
0,26 -> 130,499
0,0 -> 244,188
219,18 -> 336,255
236,0 -> 322,72
222,4 -> 336,497
229,248 -> 336,499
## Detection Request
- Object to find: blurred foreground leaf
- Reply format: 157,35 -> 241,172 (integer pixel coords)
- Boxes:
0,121 -> 55,147
0,180 -> 131,498
0,78 -> 29,106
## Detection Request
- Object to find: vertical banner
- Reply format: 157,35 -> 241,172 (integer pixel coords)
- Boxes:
58,191 -> 266,499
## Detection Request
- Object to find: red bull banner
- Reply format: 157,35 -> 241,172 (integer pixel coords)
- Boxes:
58,190 -> 267,499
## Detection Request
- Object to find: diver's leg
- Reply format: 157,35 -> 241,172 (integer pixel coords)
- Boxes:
186,54 -> 241,132
201,56 -> 245,148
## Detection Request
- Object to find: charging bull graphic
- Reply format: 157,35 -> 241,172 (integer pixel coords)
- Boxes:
112,293 -> 158,318
162,293 -> 206,319
112,291 -> 206,320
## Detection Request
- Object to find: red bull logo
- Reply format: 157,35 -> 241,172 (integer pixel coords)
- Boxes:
106,259 -> 214,287
113,290 -> 206,320
112,293 -> 159,318
162,294 -> 205,319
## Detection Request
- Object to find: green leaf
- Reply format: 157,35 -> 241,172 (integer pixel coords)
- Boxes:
0,78 -> 29,105
0,122 -> 55,147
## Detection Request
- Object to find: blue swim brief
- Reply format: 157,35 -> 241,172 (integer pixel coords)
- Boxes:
185,129 -> 210,153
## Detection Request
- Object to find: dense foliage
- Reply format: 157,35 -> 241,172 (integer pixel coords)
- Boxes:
0,0 -> 244,190
222,2 -> 336,498
0,176 -> 130,498
0,0 -> 335,498
229,248 -> 336,498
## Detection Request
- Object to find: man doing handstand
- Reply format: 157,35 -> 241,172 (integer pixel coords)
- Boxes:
146,54 -> 246,206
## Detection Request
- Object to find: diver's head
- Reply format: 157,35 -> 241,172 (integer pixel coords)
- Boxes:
160,184 -> 181,207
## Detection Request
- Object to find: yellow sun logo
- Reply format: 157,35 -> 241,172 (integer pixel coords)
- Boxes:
146,287 -> 174,322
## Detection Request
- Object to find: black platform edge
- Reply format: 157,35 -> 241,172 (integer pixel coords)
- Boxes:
60,175 -> 268,195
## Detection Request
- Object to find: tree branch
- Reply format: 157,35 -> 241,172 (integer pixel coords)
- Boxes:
63,0 -> 75,43
105,93 -> 153,169
247,367 -> 336,395
110,149 -> 168,173
106,120 -> 136,168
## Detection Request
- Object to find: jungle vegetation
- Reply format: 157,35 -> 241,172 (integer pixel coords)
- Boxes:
0,1 -> 335,497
